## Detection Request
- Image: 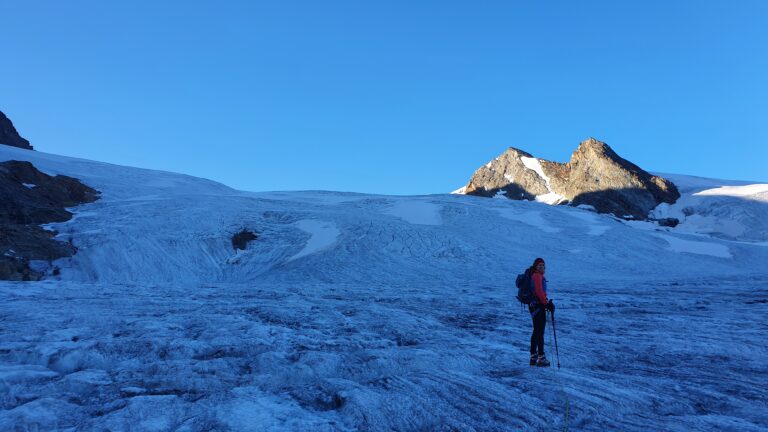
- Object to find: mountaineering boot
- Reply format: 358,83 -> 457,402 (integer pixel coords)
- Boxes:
536,354 -> 551,367
530,353 -> 537,366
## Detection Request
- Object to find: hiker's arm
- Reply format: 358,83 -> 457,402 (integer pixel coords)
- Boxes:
532,273 -> 548,304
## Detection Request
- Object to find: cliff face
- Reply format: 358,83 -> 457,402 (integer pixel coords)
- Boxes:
0,111 -> 33,150
463,148 -> 548,200
0,160 -> 99,280
462,138 -> 680,219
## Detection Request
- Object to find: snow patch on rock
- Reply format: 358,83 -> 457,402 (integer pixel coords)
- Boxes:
520,156 -> 565,204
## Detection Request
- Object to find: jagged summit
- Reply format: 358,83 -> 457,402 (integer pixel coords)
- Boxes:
463,146 -> 551,202
0,110 -> 33,150
461,138 -> 680,219
569,137 -> 643,175
578,136 -> 610,151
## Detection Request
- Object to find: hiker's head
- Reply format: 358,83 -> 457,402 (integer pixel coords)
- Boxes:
531,257 -> 545,273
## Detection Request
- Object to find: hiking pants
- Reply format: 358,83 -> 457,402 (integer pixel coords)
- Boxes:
529,306 -> 546,355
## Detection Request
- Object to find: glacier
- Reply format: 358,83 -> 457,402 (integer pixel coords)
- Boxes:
1,145 -> 767,431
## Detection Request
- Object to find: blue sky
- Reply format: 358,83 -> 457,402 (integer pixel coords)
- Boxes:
2,1 -> 766,194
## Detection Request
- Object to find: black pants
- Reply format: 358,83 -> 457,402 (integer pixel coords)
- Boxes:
529,306 -> 547,355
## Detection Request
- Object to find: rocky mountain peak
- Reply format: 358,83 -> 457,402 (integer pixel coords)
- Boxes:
570,138 -> 641,172
0,111 -> 34,150
460,138 -> 681,220
503,147 -> 534,158
462,147 -> 550,201
576,136 -> 609,152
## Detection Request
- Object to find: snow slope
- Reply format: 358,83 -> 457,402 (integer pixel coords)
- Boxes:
651,173 -> 768,243
1,146 -> 767,431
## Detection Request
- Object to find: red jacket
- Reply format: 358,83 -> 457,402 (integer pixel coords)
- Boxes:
532,272 -> 548,305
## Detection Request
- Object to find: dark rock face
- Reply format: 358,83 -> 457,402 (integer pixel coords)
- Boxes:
0,160 -> 99,280
563,138 -> 680,218
0,111 -> 33,150
463,138 -> 680,219
232,230 -> 258,250
655,218 -> 680,228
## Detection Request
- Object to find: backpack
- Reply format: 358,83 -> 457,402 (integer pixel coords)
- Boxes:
515,268 -> 534,305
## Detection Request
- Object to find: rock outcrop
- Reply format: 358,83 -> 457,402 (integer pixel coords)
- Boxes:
232,229 -> 258,250
462,138 -> 680,219
0,111 -> 33,150
0,160 -> 99,280
462,148 -> 548,200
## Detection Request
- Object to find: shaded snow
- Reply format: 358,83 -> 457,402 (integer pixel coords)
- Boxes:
654,233 -> 733,258
495,205 -> 561,233
290,220 -> 340,261
384,200 -> 442,225
564,208 -> 610,236
695,183 -> 768,199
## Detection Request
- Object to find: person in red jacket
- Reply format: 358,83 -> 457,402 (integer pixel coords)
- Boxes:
529,257 -> 555,367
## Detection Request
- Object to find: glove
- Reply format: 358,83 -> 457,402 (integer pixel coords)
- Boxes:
546,300 -> 555,312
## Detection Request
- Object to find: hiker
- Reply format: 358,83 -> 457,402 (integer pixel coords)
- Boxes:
528,257 -> 555,367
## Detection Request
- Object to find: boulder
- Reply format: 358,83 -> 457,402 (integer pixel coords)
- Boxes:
0,160 -> 99,280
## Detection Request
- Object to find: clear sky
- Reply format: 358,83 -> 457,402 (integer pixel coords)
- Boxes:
2,1 -> 767,194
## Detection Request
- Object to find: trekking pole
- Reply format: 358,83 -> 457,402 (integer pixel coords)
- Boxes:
550,310 -> 561,369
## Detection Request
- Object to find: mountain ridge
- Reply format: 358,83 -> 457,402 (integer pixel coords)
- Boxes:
460,138 -> 680,220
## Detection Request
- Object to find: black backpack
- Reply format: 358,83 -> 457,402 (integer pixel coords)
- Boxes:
515,268 -> 534,305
